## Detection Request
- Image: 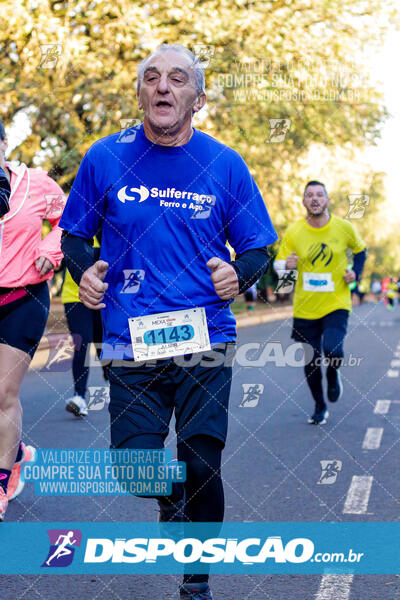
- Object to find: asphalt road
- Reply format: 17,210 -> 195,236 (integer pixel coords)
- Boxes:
2,300 -> 400,599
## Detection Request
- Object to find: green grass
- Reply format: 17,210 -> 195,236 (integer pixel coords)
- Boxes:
231,301 -> 275,315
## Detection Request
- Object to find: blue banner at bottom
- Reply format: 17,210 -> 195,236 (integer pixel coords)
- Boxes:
0,522 -> 398,574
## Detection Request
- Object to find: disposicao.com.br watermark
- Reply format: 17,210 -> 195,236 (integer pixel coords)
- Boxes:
2,522 -> 392,575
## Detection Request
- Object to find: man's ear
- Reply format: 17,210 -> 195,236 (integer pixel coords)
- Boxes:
193,93 -> 206,114
137,85 -> 144,111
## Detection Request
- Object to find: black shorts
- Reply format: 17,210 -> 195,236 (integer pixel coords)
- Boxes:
291,309 -> 349,358
108,344 -> 234,449
0,282 -> 50,357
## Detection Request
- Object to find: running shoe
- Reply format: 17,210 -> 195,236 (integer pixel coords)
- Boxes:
327,370 -> 343,403
7,443 -> 36,501
158,478 -> 185,523
179,582 -> 213,599
308,408 -> 329,425
0,487 -> 8,521
158,488 -> 186,541
65,395 -> 88,417
158,496 -> 186,523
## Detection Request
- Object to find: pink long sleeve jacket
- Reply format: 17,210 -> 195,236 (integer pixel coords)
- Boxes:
0,162 -> 66,288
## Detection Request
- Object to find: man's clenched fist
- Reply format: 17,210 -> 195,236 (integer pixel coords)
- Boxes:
286,251 -> 299,270
343,268 -> 356,283
207,257 -> 239,300
79,260 -> 109,310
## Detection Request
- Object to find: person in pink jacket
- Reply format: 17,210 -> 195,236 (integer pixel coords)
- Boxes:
0,120 -> 66,521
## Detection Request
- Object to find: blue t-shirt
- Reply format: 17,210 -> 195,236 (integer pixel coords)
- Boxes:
60,124 -> 277,359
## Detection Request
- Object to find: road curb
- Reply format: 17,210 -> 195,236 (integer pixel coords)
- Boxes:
236,306 -> 293,328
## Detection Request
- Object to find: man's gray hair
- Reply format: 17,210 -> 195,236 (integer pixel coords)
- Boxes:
137,44 -> 205,94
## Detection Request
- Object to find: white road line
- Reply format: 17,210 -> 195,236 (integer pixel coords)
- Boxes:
387,369 -> 399,377
315,574 -> 354,600
343,475 -> 373,514
362,427 -> 383,450
394,351 -> 400,358
391,360 -> 400,368
374,400 -> 391,414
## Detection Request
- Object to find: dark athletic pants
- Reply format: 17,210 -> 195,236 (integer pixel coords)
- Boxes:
108,348 -> 233,585
122,433 -> 224,585
64,302 -> 105,397
107,349 -> 232,522
292,309 -> 349,409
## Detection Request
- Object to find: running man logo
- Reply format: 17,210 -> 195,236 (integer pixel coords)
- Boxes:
239,383 -> 264,407
116,119 -> 141,143
88,386 -> 110,411
192,44 -> 215,68
266,119 -> 291,143
275,270 -> 298,294
120,269 -> 145,294
308,243 -> 333,267
317,460 -> 342,485
45,194 -> 66,219
39,44 -> 62,69
41,334 -> 79,372
42,529 -> 82,568
345,194 -> 370,219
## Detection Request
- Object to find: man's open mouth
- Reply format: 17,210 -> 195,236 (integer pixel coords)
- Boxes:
155,101 -> 173,108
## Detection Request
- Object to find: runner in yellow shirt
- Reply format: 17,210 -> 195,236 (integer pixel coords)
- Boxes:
274,180 -> 366,424
61,236 -> 107,416
357,279 -> 368,304
386,278 -> 397,310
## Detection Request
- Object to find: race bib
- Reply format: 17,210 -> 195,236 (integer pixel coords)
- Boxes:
303,272 -> 335,292
128,307 -> 211,361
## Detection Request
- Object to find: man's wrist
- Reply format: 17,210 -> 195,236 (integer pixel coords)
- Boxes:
230,247 -> 270,294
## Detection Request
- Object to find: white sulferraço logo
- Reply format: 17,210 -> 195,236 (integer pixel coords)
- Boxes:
118,185 -> 150,204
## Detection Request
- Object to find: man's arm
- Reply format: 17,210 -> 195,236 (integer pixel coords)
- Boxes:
61,230 -> 108,310
273,232 -> 296,275
230,247 -> 270,294
345,221 -> 366,282
352,248 -> 367,282
212,153 -> 276,300
61,231 -> 96,285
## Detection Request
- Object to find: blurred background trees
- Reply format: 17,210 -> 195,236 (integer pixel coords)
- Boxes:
1,0 -> 399,276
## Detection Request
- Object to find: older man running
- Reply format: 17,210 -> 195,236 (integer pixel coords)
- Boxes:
60,43 -> 277,599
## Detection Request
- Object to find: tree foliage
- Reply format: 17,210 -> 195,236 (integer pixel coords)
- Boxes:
1,0 -> 398,272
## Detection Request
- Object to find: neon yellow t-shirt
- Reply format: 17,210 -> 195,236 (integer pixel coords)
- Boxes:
387,283 -> 397,299
358,280 -> 368,294
61,237 -> 100,304
275,215 -> 365,319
